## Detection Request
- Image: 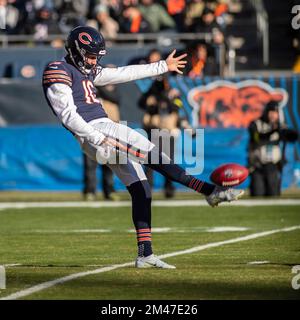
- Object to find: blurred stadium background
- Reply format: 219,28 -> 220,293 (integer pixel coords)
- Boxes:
0,0 -> 299,197
0,0 -> 300,301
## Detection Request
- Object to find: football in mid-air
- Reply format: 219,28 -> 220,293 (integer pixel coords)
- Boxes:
210,163 -> 249,187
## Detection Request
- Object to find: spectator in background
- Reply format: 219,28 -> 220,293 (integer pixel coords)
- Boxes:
53,0 -> 88,34
31,6 -> 61,42
104,0 -> 132,25
184,0 -> 205,32
0,0 -> 20,34
83,65 -> 121,201
138,0 -> 176,32
248,101 -> 298,196
8,0 -> 29,34
201,5 -> 226,74
186,4 -> 226,67
93,3 -> 119,39
200,6 -> 220,33
214,0 -> 229,30
119,2 -> 151,33
184,40 -> 218,77
165,0 -> 186,32
102,0 -> 122,29
19,0 -> 52,35
292,5 -> 300,73
190,4 -> 225,46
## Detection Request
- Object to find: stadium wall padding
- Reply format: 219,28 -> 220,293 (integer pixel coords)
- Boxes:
0,81 -> 143,125
0,125 -> 297,191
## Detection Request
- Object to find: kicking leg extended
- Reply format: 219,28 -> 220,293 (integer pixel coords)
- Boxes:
92,120 -> 244,207
145,146 -> 244,207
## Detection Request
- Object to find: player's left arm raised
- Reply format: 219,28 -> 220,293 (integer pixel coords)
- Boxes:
165,49 -> 187,75
94,50 -> 187,86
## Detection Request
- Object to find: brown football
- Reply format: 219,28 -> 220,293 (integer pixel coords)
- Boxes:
210,163 -> 249,187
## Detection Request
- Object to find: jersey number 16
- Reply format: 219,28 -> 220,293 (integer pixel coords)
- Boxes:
82,80 -> 100,104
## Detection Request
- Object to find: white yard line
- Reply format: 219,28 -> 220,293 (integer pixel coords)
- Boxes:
1,224 -> 299,300
2,264 -> 21,268
0,199 -> 299,211
247,261 -> 270,265
32,226 -> 250,234
32,229 -> 111,233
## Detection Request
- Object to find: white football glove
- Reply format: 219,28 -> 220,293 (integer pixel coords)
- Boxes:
95,143 -> 115,164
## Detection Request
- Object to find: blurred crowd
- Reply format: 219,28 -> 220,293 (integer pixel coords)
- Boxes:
0,0 -> 230,41
0,0 -> 231,78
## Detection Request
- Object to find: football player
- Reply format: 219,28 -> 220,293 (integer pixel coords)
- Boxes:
42,26 -> 244,269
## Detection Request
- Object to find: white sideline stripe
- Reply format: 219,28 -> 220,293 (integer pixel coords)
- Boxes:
206,226 -> 249,232
1,225 -> 299,300
33,229 -> 111,233
248,261 -> 270,265
0,201 -> 131,209
3,264 -> 21,268
0,199 -> 300,210
33,226 -> 250,234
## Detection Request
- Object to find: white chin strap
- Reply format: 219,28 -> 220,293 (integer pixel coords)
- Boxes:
83,66 -> 92,74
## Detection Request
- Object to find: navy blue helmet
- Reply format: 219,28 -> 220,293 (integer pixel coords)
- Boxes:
66,26 -> 106,74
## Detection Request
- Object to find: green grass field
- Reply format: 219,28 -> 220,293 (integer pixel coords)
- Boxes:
0,203 -> 300,300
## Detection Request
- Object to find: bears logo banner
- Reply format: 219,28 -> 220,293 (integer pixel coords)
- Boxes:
187,80 -> 288,128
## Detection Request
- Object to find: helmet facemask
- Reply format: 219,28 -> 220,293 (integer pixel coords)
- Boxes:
68,40 -> 106,74
66,26 -> 106,75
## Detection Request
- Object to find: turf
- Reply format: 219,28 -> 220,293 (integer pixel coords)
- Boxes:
0,205 -> 299,300
0,187 -> 300,202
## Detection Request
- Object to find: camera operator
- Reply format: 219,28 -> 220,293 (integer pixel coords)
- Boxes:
248,101 -> 298,196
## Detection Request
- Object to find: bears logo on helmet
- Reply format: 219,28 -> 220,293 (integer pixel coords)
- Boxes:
78,32 -> 93,45
66,26 -> 106,74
